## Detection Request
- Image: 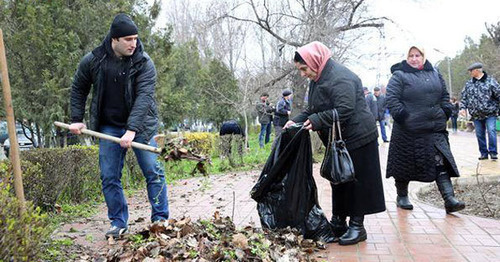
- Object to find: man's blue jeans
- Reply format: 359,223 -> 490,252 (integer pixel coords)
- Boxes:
473,116 -> 498,156
258,123 -> 272,148
378,119 -> 388,141
99,125 -> 169,228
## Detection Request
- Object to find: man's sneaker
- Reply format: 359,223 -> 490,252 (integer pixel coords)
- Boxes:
105,226 -> 128,238
490,153 -> 498,160
478,155 -> 488,160
152,219 -> 170,228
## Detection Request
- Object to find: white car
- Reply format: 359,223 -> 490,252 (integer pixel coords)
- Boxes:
3,128 -> 36,156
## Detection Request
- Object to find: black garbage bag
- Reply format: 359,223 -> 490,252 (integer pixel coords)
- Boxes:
250,125 -> 335,243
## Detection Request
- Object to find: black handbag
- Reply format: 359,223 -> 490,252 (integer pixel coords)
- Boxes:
320,109 -> 355,185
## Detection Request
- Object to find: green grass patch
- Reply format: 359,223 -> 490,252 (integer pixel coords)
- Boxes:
164,131 -> 272,182
46,201 -> 101,227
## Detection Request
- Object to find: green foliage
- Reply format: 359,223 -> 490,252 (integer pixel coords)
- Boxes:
0,0 -> 242,146
197,58 -> 240,126
0,181 -> 51,262
156,41 -> 202,127
154,41 -> 242,128
49,202 -> 100,227
183,132 -> 217,156
17,146 -> 101,208
164,131 -> 270,182
0,0 -> 170,147
437,33 -> 500,99
0,146 -> 144,210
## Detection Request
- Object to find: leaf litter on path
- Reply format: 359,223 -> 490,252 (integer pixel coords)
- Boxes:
100,211 -> 326,261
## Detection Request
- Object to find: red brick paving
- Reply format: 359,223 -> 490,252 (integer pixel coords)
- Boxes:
55,131 -> 500,261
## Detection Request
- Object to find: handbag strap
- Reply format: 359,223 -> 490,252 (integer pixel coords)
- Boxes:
330,109 -> 343,141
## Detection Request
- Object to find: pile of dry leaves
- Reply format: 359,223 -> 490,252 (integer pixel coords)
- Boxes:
105,212 -> 326,261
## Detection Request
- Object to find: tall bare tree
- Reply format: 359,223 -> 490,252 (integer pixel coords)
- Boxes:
221,0 -> 390,111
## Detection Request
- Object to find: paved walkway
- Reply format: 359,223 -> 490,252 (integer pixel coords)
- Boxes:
57,130 -> 500,261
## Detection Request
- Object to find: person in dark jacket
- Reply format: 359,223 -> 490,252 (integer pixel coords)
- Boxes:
386,46 -> 465,214
273,90 -> 292,137
363,87 -> 378,122
286,41 -> 385,246
255,93 -> 274,148
450,97 -> 459,133
219,120 -> 246,165
374,87 -> 389,142
459,62 -> 500,160
220,120 -> 245,136
69,14 -> 168,238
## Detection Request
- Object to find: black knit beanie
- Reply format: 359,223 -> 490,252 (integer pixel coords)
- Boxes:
110,13 -> 138,38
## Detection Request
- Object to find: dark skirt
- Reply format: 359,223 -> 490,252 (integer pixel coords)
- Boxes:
330,139 -> 386,217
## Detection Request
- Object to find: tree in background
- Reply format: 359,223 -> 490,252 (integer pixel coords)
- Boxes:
220,0 -> 389,112
0,0 -> 168,147
155,41 -> 201,128
198,58 -> 241,127
159,0 -> 389,118
436,23 -> 500,100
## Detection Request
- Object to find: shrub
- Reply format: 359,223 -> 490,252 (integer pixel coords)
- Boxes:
0,145 -> 144,210
18,146 -> 102,208
183,132 -> 217,156
0,180 -> 51,262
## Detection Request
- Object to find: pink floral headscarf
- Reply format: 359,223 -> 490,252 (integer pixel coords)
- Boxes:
296,41 -> 332,82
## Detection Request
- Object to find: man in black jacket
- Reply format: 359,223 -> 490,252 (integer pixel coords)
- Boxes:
373,87 -> 389,142
363,87 -> 378,122
273,90 -> 292,137
69,14 -> 168,238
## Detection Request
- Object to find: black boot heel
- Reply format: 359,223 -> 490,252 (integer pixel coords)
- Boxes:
339,216 -> 367,245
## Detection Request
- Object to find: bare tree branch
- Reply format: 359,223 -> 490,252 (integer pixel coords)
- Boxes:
253,67 -> 295,94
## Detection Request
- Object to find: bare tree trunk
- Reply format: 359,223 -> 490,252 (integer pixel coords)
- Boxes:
243,109 -> 248,148
291,72 -> 308,117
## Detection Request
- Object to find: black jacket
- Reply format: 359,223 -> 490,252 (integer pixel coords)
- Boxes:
70,34 -> 159,141
386,60 -> 459,182
365,92 -> 378,121
273,98 -> 291,127
374,94 -> 387,121
220,120 -> 245,136
293,59 -> 377,151
256,100 -> 274,124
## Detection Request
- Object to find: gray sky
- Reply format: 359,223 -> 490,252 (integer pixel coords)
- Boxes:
356,0 -> 500,87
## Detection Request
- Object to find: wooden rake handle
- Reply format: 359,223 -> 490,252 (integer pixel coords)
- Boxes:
54,121 -> 162,154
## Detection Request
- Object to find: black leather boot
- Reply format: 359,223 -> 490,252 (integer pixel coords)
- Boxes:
339,216 -> 367,245
330,215 -> 347,242
395,180 -> 413,210
436,172 -> 465,213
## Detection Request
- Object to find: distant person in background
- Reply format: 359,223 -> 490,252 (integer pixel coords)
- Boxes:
374,87 -> 389,142
386,45 -> 465,214
381,86 -> 393,130
363,87 -> 378,122
273,90 -> 292,137
450,97 -> 459,133
255,92 -> 274,148
220,119 -> 245,137
459,62 -> 500,160
219,120 -> 246,163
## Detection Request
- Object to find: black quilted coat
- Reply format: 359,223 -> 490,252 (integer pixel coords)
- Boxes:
386,60 -> 459,182
70,34 -> 159,141
292,59 -> 378,151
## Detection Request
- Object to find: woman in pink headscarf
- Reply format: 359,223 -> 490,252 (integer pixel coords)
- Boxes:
285,41 -> 386,245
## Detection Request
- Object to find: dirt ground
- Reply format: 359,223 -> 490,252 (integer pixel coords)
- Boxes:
417,177 -> 500,220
